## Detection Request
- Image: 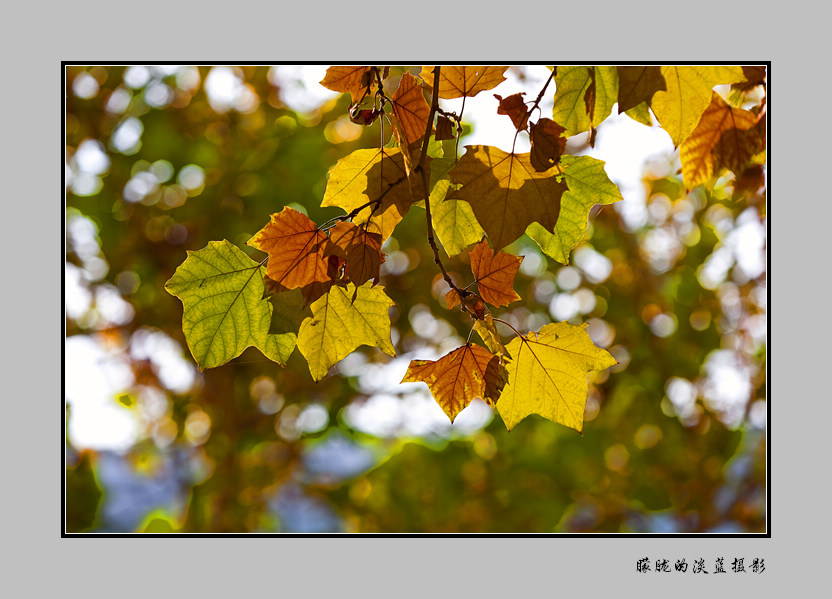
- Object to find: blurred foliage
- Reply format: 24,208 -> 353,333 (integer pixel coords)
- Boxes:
65,65 -> 766,533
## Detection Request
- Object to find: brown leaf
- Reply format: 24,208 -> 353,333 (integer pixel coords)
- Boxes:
679,92 -> 758,190
326,221 -> 385,287
448,146 -> 567,250
617,66 -> 666,113
435,115 -> 456,141
392,72 -> 431,148
247,207 -> 332,290
529,118 -> 566,172
733,66 -> 766,92
421,66 -> 509,99
320,66 -> 374,103
402,343 -> 506,422
469,239 -> 523,307
495,92 -> 529,131
445,289 -> 486,320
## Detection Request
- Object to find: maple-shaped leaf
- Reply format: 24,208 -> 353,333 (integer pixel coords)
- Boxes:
427,157 -> 485,256
617,66 -> 666,113
421,66 -> 509,99
649,65 -> 746,147
320,66 -> 374,103
247,207 -> 331,291
402,343 -> 506,422
497,322 -> 617,432
679,91 -> 759,191
529,118 -> 566,172
326,221 -> 385,287
469,238 -> 523,307
391,72 -> 431,148
526,155 -> 623,263
164,240 -> 296,370
297,281 -> 396,381
448,145 -> 567,251
321,147 -> 427,242
495,92 -> 529,131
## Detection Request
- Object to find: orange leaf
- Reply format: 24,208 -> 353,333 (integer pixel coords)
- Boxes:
320,66 -> 374,103
679,92 -> 758,190
469,239 -> 523,307
402,343 -> 506,422
421,66 -> 509,99
326,222 -> 385,287
392,72 -> 431,148
247,207 -> 331,291
529,118 -> 566,172
495,92 -> 529,131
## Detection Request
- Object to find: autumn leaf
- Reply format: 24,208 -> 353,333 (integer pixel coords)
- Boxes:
589,66 -> 618,127
526,155 -> 623,263
321,147 -> 426,242
435,115 -> 456,141
391,72 -> 431,148
320,66 -> 374,103
495,92 -> 529,131
326,221 -> 385,287
448,145 -> 567,251
445,288 -> 486,319
164,240 -> 296,370
402,343 -> 506,422
617,66 -> 666,113
679,91 -> 758,190
473,314 -> 511,361
297,281 -> 396,381
247,207 -> 331,292
649,65 -> 746,147
497,322 -> 617,432
421,66 -> 509,99
427,157 -> 484,256
624,101 -> 653,126
469,239 -> 523,307
268,287 -> 311,336
529,118 -> 566,172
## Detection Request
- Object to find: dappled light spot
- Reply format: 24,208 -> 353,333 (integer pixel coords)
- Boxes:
649,313 -> 677,337
123,66 -> 151,89
556,266 -> 581,291
72,72 -> 99,99
110,117 -> 143,154
177,164 -> 205,194
573,246 -> 612,283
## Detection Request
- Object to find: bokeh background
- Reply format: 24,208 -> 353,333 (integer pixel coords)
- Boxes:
64,65 -> 767,533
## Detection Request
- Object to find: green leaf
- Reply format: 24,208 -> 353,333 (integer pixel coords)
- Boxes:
624,101 -> 653,126
165,240 -> 296,370
429,157 -> 485,256
551,66 -> 593,137
297,281 -> 396,381
497,322 -> 617,432
526,155 -> 623,263
591,66 -> 618,127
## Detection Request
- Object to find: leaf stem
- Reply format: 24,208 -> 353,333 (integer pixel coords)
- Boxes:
418,66 -> 464,296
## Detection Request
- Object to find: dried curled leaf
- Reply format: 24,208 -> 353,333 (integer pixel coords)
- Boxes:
402,343 -> 506,422
529,118 -> 566,173
495,92 -> 529,131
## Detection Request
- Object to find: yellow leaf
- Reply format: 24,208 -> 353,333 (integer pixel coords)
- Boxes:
321,148 -> 427,242
497,322 -> 617,432
402,343 -> 506,422
552,66 -> 593,136
650,66 -> 746,147
473,314 -> 511,362
448,145 -> 567,250
420,66 -> 509,99
297,281 -> 396,381
319,66 -> 374,103
427,157 -> 484,256
679,92 -> 758,190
